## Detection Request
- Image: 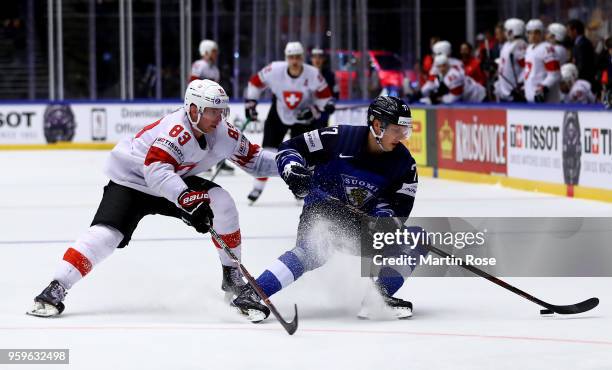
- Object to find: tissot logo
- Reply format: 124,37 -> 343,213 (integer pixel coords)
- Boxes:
509,124 -> 560,151
0,111 -> 35,128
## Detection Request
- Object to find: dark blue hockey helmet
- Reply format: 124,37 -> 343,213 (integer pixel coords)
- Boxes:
367,96 -> 412,129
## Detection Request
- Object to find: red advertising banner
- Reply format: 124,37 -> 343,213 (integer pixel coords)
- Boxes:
437,108 -> 507,174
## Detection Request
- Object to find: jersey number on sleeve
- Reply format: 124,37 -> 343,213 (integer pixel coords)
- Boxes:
320,127 -> 338,135
227,123 -> 240,140
169,124 -> 192,146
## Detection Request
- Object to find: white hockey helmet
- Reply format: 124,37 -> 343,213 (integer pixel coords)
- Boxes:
199,39 -> 218,57
284,41 -> 304,57
504,18 -> 525,39
433,54 -> 449,67
432,40 -> 452,57
526,19 -> 544,33
561,63 -> 578,83
547,23 -> 567,42
183,79 -> 229,132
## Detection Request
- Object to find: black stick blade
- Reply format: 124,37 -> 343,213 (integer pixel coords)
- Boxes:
548,297 -> 599,315
279,304 -> 299,335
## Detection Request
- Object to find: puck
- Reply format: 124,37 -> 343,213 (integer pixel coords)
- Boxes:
540,309 -> 554,315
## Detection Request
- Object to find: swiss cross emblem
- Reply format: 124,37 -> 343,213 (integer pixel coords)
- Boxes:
283,91 -> 303,110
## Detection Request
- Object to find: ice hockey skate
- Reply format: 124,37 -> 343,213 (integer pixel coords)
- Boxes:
247,188 -> 262,204
357,282 -> 413,320
27,280 -> 67,318
221,265 -> 247,301
231,284 -> 270,323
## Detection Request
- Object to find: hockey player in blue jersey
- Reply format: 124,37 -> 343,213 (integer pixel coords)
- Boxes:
232,96 -> 420,322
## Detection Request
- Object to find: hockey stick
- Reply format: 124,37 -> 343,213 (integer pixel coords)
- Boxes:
209,118 -> 257,182
319,192 -> 599,315
209,228 -> 299,335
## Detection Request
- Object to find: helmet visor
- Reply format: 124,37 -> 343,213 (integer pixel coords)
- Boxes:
203,107 -> 230,122
385,122 -> 412,140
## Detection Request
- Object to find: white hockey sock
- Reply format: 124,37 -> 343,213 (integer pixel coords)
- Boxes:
208,187 -> 242,267
253,177 -> 268,191
53,224 -> 123,289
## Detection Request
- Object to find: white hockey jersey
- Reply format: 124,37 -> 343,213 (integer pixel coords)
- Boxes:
438,68 -> 486,103
495,39 -> 527,100
105,109 -> 277,204
563,79 -> 596,104
421,57 -> 464,97
553,44 -> 569,65
190,59 -> 220,82
524,41 -> 561,103
246,61 -> 332,125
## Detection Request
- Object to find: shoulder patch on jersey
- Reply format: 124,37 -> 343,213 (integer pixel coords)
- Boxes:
397,182 -> 418,198
304,130 -> 323,152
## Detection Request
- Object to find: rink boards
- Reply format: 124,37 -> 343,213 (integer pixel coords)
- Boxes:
0,100 -> 610,202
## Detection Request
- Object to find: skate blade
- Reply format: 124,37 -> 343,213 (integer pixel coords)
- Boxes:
393,307 -> 413,319
245,309 -> 267,323
357,306 -> 413,320
26,302 -> 60,318
231,304 -> 267,323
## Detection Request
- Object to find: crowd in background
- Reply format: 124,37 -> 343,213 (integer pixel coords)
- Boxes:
1,5 -> 612,107
407,18 -> 612,107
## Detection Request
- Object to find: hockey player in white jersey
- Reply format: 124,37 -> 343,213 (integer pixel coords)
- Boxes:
494,18 -> 528,102
425,55 -> 486,104
560,63 -> 596,103
244,41 -> 334,204
421,40 -> 464,97
524,19 -> 561,103
28,79 -> 278,318
547,23 -> 569,65
190,39 -> 220,82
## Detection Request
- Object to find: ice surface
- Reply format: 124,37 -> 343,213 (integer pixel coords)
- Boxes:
1,150 -> 611,370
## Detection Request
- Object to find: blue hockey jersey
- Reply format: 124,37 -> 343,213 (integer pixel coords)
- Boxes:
276,125 -> 418,217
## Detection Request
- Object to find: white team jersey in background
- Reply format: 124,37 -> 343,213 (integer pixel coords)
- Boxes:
495,39 -> 527,100
246,61 -> 332,125
105,109 -> 276,204
563,79 -> 596,104
438,68 -> 486,103
524,41 -> 561,103
191,59 -> 220,82
422,57 -> 464,96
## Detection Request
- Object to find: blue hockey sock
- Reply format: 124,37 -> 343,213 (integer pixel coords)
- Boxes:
256,251 -> 305,297
377,267 -> 405,296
